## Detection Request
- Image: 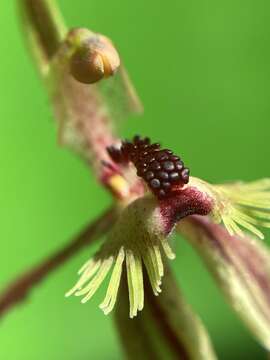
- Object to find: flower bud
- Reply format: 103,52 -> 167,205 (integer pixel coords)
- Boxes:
68,29 -> 120,84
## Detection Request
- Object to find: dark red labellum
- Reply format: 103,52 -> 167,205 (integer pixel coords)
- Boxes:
107,135 -> 190,199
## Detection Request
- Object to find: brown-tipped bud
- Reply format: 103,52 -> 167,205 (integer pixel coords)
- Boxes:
69,33 -> 120,84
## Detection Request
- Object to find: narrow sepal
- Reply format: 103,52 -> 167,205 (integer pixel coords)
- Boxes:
179,215 -> 270,350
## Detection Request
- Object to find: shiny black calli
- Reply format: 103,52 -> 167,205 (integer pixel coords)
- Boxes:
107,135 -> 190,199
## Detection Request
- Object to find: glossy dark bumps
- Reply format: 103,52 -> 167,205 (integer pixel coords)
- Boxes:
150,178 -> 161,189
106,135 -> 190,199
162,161 -> 175,172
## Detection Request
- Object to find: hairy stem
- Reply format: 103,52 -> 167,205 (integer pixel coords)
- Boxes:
0,206 -> 117,319
18,0 -> 66,60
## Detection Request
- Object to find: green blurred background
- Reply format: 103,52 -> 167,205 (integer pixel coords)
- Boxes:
1,0 -> 270,359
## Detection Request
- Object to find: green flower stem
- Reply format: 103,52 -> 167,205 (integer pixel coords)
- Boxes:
115,263 -> 217,360
114,272 -> 159,359
18,0 -> 66,62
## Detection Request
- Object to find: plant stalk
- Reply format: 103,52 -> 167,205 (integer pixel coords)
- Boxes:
18,0 -> 66,60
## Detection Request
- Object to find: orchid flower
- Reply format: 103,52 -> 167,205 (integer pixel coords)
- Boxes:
1,0 -> 270,359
